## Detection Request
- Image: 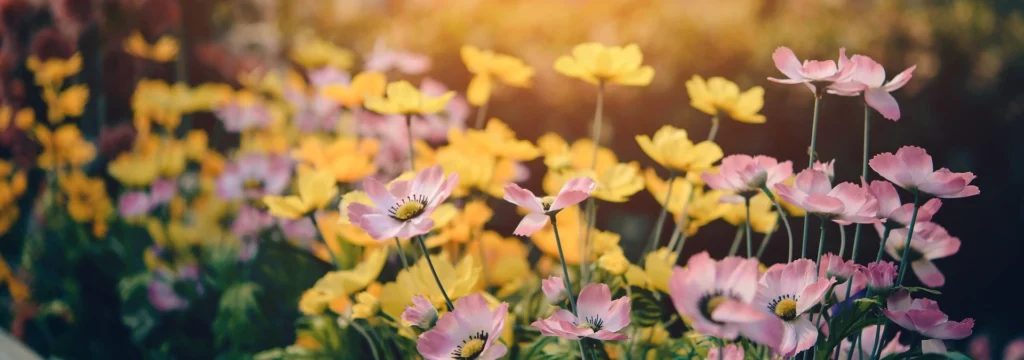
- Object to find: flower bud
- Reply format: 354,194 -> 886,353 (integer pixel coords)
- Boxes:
865,261 -> 898,292
401,295 -> 438,329
541,276 -> 568,306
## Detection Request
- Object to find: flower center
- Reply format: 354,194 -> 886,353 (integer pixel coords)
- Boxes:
540,196 -> 556,211
452,331 -> 489,360
894,245 -> 924,262
698,292 -> 733,324
243,178 -> 264,190
768,295 -> 799,321
576,315 -> 604,331
388,195 -> 428,221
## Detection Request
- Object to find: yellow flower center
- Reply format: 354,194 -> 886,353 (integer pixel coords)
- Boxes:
459,338 -> 485,359
705,295 -> 727,315
540,196 -> 556,211
243,178 -> 263,190
392,201 -> 425,220
576,322 -> 595,330
773,298 -> 798,321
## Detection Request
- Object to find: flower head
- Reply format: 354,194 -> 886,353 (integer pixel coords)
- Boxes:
320,71 -> 388,109
667,252 -> 768,340
417,294 -> 508,360
864,261 -> 898,292
347,165 -> 458,240
402,295 -> 439,329
215,90 -> 277,133
364,38 -> 431,75
768,47 -> 856,94
289,36 -> 355,70
636,125 -> 723,173
773,169 -> 879,225
813,159 -> 835,182
686,75 -> 766,123
554,43 -> 654,86
869,146 -> 979,198
365,80 -> 455,115
461,45 -> 534,106
884,222 -> 960,287
124,31 -> 179,62
263,166 -> 338,220
883,289 -> 974,340
703,154 -> 792,197
503,177 -> 595,236
216,154 -> 291,201
864,179 -> 942,228
707,344 -> 745,360
818,253 -> 859,282
532,283 -> 631,340
828,54 -> 916,120
541,276 -> 568,305
752,259 -> 837,357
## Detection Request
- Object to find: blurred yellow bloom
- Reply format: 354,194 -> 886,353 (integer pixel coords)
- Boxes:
546,161 -> 644,203
624,265 -> 648,288
430,146 -> 498,197
184,130 -> 208,161
238,69 -> 305,101
465,231 -> 529,290
351,291 -> 380,319
636,125 -> 723,173
264,166 -> 338,220
26,54 -> 82,86
364,81 -> 454,115
123,31 -> 180,62
320,72 -> 387,109
0,161 -> 27,236
643,248 -> 678,294
158,141 -> 187,178
184,83 -> 233,112
304,248 -> 387,314
430,200 -> 493,245
290,37 -> 355,70
299,288 -> 336,316
597,249 -> 629,275
0,106 -> 35,131
639,326 -> 670,345
35,125 -> 96,169
379,254 -> 480,318
146,219 -> 200,249
538,133 -> 617,172
644,168 -> 694,216
720,193 -> 778,234
42,85 -> 89,123
292,137 -> 378,183
132,80 -> 207,132
59,170 -> 112,223
461,45 -> 534,105
530,205 -> 619,265
644,169 -> 724,235
108,153 -> 159,187
554,43 -> 655,86
686,75 -> 766,124
447,119 -> 540,161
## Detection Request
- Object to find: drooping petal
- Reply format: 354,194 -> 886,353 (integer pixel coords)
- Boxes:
550,177 -> 595,211
922,318 -> 975,340
503,183 -> 543,213
865,88 -> 901,121
513,213 -> 549,237
911,260 -> 946,288
771,47 -> 806,81
883,65 -> 917,92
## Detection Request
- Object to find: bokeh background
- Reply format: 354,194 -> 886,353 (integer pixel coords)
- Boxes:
2,0 -> 1023,358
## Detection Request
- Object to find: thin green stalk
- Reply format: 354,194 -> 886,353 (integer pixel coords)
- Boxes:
393,237 -> 409,270
756,221 -> 777,260
590,81 -> 605,170
895,192 -> 922,285
405,114 -> 416,171
870,323 -> 884,360
761,185 -> 795,262
727,227 -> 744,257
474,100 -> 489,129
415,235 -> 454,311
550,216 -> 578,315
667,187 -> 696,253
349,320 -> 381,360
744,196 -> 753,257
801,95 -> 823,260
875,227 -> 892,262
645,171 -> 676,255
815,218 -> 827,265
580,199 -> 597,283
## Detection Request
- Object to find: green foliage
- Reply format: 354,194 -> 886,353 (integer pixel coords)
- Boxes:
629,287 -> 664,327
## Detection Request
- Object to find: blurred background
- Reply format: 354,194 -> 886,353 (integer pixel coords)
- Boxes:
1,0 -> 1023,358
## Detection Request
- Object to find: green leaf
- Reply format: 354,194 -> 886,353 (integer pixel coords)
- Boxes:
212,282 -> 264,347
630,287 -> 663,327
902,286 -> 942,295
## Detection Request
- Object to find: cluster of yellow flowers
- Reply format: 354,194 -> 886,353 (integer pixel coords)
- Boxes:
0,160 -> 27,235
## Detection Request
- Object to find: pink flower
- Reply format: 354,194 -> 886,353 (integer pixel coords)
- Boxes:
280,217 -> 318,243
968,334 -> 992,360
837,325 -> 909,359
818,253 -> 858,281
148,265 -> 202,312
364,38 -> 432,75
869,146 -> 979,198
864,179 -> 942,235
150,179 -> 177,205
284,85 -> 340,134
532,283 -> 631,341
402,295 -> 438,329
702,155 -> 793,200
348,165 -> 458,240
413,78 -> 470,143
750,259 -> 837,357
417,294 -> 508,360
864,260 -> 898,292
768,47 -> 856,93
828,54 -> 916,120
307,67 -> 351,88
217,154 -> 291,201
833,270 -> 866,303
812,159 -> 835,182
773,169 -> 879,225
119,191 -> 152,218
541,276 -> 569,305
503,177 -> 595,236
667,252 -> 773,341
884,222 -> 960,287
215,97 -> 274,133
883,289 -> 974,340
1004,337 -> 1024,360
231,206 -> 275,238
707,344 -> 745,360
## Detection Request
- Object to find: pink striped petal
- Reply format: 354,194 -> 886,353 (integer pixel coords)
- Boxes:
550,177 -> 595,211
503,183 -> 543,213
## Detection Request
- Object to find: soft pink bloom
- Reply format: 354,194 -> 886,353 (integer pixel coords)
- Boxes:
148,265 -> 202,312
923,339 -> 948,354
773,169 -> 879,225
503,177 -> 595,236
150,178 -> 177,205
280,218 -> 318,244
307,67 -> 351,88
818,253 -> 858,281
828,54 -> 916,120
864,260 -> 898,292
884,222 -> 960,287
541,276 -> 568,305
702,155 -> 793,201
217,154 -> 291,201
837,325 -> 909,359
284,83 -> 340,134
768,47 -> 857,93
215,97 -> 274,133
417,294 -> 508,360
748,259 -> 837,357
231,206 -> 275,238
833,270 -> 866,303
365,38 -> 431,75
348,165 -> 458,240
707,344 -> 745,360
968,334 -> 992,360
865,179 -> 942,235
869,146 -> 980,198
119,191 -> 152,218
402,295 -> 438,329
1004,337 -> 1024,360
883,289 -> 974,340
532,283 -> 631,341
812,159 -> 835,182
668,252 -> 775,342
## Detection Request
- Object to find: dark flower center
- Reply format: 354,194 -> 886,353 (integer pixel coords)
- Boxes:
388,195 -> 428,221
452,330 -> 489,360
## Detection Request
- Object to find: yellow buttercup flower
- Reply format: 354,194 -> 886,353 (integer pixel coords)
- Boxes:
108,153 -> 159,187
42,85 -> 89,123
644,169 -> 724,235
263,165 -> 338,220
290,37 -> 355,70
58,170 -> 112,223
465,231 -> 530,290
320,71 -> 387,109
430,200 -> 493,245
636,125 -> 723,173
157,141 -> 187,178
643,248 -> 678,294
184,130 -> 208,161
27,54 -> 82,86
530,205 -> 619,265
379,255 -> 480,318
597,249 -> 629,275
291,137 -> 378,183
310,248 -> 387,298
461,45 -> 534,106
123,31 -> 180,62
132,80 -> 201,132
720,193 -> 778,234
35,125 -> 96,169
351,291 -> 380,319
446,119 -> 540,161
554,43 -> 655,86
537,133 -> 617,172
0,107 -> 35,131
546,162 -> 645,203
364,81 -> 454,115
686,75 -> 766,124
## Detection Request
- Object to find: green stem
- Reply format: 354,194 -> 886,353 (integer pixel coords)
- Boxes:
415,235 -> 454,311
393,237 -> 409,270
761,185 -> 795,262
744,196 -> 753,257
875,227 -> 892,262
895,193 -> 921,285
727,227 -> 744,257
405,114 -> 416,171
580,198 -> 597,284
708,115 -> 720,142
756,220 -> 777,260
815,218 -> 827,265
590,81 -> 605,170
349,320 -> 381,360
837,224 -> 847,258
645,171 -> 676,255
474,100 -> 489,129
667,186 -> 696,253
801,213 -> 811,259
808,94 -> 822,167
550,216 -> 578,315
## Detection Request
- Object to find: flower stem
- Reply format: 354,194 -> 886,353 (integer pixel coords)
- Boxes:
393,237 -> 409,270
405,114 -> 416,171
837,224 -> 847,258
815,218 -> 827,265
550,216 -> 579,315
808,95 -> 822,168
645,171 -> 676,256
349,320 -> 381,360
708,115 -> 720,142
756,220 -> 776,260
667,185 -> 696,254
590,81 -> 605,170
895,192 -> 922,285
580,198 -> 597,284
874,227 -> 892,262
850,101 -> 870,264
474,100 -> 489,129
727,227 -> 744,257
744,196 -> 753,257
415,235 -> 454,311
761,185 -> 794,262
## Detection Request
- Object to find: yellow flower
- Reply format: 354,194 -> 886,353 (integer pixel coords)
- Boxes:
42,85 -> 89,123
157,141 -> 187,178
184,130 -> 208,161
58,170 -> 112,223
545,162 -> 644,203
123,31 -> 180,62
720,193 -> 778,234
597,249 -> 629,275
311,248 -> 387,303
320,71 -> 387,109
446,119 -> 540,161
263,166 -> 338,219
291,137 -> 378,183
185,83 -> 233,112
644,169 -> 723,235
639,327 -> 670,345
35,125 -> 96,169
299,288 -> 336,316
108,153 -> 159,187
554,43 -> 655,86
537,133 -> 617,172
686,75 -> 766,124
643,248 -> 678,294
351,291 -> 380,319
132,80 -> 194,131
430,200 -> 493,245
379,254 -> 480,319
290,37 -> 355,70
465,231 -> 529,289
624,265 -> 648,288
27,54 -> 82,86
330,192 -> 379,248
461,45 -> 535,105
364,81 -> 454,115
529,205 -> 619,265
0,107 -> 35,131
636,125 -> 723,173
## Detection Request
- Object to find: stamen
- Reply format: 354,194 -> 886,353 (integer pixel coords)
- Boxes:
451,331 -> 489,360
388,194 -> 428,221
540,196 -> 556,211
767,295 -> 799,321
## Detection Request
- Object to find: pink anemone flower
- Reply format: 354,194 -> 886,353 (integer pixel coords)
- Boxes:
828,54 -> 916,121
503,177 -> 595,236
883,289 -> 974,340
749,259 -> 836,357
768,46 -> 857,93
541,276 -> 569,305
707,344 -> 745,360
818,253 -> 864,302
837,325 -> 909,359
773,169 -> 879,225
702,155 -> 793,202
884,222 -> 960,287
863,260 -> 898,293
869,146 -> 979,198
215,97 -> 274,133
532,283 -> 631,341
417,294 -> 508,360
402,295 -> 439,330
347,165 -> 458,240
812,159 -> 835,182
864,179 -> 942,236
216,154 -> 291,201
119,191 -> 153,218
